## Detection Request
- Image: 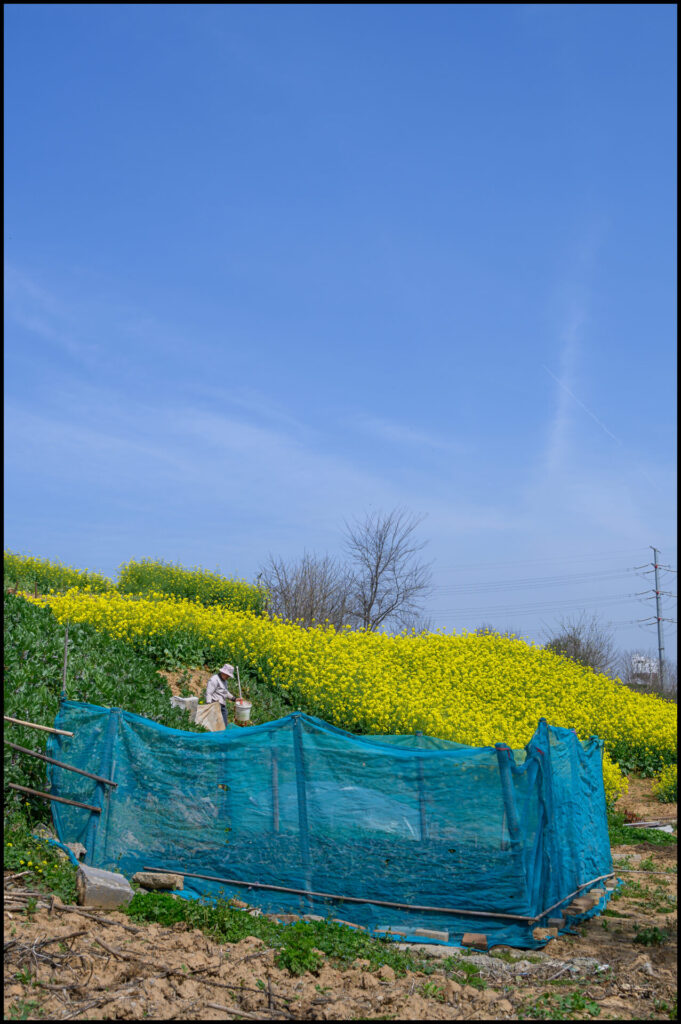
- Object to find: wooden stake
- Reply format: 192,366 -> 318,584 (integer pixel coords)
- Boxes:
4,715 -> 74,737
4,740 -> 116,787
62,620 -> 69,698
9,783 -> 101,813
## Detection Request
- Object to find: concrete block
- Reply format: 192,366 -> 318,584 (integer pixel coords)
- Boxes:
76,864 -> 134,909
461,933 -> 487,950
331,918 -> 366,931
548,917 -> 565,929
132,871 -> 184,891
375,926 -> 409,939
588,888 -> 606,901
412,928 -> 449,942
301,914 -> 324,922
533,927 -> 558,941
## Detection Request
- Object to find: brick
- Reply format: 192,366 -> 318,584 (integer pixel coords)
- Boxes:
566,897 -> 592,914
412,928 -> 449,942
374,926 -> 408,939
331,918 -> 366,931
461,932 -> 487,950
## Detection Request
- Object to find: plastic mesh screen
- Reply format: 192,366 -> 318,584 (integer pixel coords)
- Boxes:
46,700 -> 613,948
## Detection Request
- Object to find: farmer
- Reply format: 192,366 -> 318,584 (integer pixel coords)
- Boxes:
205,664 -> 237,728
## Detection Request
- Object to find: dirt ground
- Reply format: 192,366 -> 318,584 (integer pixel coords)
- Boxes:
8,667 -> 673,1019
4,836 -> 677,1020
616,775 -> 677,824
162,667 -> 214,700
5,783 -> 677,1021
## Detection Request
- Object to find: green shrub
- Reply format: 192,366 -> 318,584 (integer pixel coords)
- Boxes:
4,817 -> 77,903
607,808 -> 676,847
126,892 -> 432,976
3,592 -> 204,827
117,558 -> 267,614
4,551 -> 113,595
652,764 -> 677,804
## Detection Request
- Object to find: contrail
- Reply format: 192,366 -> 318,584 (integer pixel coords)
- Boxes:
541,364 -> 622,445
541,363 -> 665,493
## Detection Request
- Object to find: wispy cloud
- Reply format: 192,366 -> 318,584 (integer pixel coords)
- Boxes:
354,415 -> 466,454
543,302 -> 585,474
4,264 -> 101,361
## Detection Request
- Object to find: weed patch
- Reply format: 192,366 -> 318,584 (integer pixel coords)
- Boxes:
518,991 -> 601,1019
124,892 -> 432,977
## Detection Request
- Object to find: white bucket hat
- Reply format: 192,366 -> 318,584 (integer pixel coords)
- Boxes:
219,664 -> 235,678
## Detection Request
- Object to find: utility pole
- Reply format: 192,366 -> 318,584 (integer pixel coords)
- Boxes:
650,547 -> 666,691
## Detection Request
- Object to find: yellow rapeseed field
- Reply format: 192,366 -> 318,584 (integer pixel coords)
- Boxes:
27,589 -> 677,804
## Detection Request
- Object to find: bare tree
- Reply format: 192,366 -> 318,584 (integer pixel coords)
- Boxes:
343,507 -> 432,631
542,613 -> 618,676
259,551 -> 352,629
474,623 -> 523,639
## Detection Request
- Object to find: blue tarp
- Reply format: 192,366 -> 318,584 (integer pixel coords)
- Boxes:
46,700 -> 614,947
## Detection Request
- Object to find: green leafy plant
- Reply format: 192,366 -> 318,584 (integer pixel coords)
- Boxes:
609,738 -> 674,778
117,558 -> 267,615
125,892 -> 432,977
3,591 -> 207,828
652,763 -> 677,803
4,819 -> 78,902
607,808 -> 676,847
519,991 -> 601,1019
441,957 -> 487,990
633,924 -> 671,946
8,998 -> 43,1020
419,981 -> 445,1001
4,550 -> 114,595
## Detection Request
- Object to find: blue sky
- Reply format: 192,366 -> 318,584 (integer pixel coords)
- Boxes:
4,4 -> 677,662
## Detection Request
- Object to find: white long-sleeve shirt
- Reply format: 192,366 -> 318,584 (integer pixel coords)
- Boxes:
205,673 -> 235,706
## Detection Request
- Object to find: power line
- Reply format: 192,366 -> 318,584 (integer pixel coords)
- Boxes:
436,548 -> 660,572
429,593 -> 642,620
432,567 -> 642,596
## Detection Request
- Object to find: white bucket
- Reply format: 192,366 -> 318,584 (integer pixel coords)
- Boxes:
234,698 -> 252,724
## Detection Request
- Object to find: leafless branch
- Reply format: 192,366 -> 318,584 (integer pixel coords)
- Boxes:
343,507 -> 432,631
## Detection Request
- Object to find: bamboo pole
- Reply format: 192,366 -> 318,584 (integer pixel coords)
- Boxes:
142,865 -> 617,924
4,716 -> 74,737
4,740 -> 117,787
61,620 -> 70,698
142,866 -> 537,921
8,783 -> 101,813
271,749 -> 279,834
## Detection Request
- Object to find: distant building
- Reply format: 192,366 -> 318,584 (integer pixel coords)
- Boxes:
630,654 -> 659,683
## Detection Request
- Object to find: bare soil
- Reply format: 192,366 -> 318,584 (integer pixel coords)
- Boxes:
8,668 -> 673,1019
5,837 -> 677,1019
616,775 -> 677,823
161,667 -> 214,701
